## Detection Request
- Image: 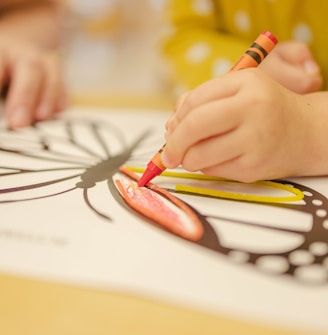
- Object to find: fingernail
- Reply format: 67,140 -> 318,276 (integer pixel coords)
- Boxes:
303,60 -> 320,74
9,107 -> 30,128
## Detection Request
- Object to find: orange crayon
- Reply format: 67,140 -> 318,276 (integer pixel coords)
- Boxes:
138,30 -> 278,187
230,30 -> 278,71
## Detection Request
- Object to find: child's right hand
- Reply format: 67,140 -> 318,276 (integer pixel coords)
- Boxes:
162,68 -> 321,183
260,41 -> 323,94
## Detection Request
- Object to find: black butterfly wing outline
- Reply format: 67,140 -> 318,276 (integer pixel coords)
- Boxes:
0,117 -> 150,217
165,179 -> 328,285
0,120 -> 88,202
114,167 -> 327,285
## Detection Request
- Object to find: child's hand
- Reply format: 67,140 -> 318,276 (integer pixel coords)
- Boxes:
260,41 -> 323,94
0,38 -> 67,128
162,69 -> 314,182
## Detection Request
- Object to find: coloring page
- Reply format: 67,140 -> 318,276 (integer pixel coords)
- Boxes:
1,107 -> 327,334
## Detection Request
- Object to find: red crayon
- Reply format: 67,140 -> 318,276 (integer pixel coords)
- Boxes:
138,30 -> 278,187
138,144 -> 166,187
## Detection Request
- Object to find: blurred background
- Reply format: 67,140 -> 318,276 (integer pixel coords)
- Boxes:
60,0 -> 173,110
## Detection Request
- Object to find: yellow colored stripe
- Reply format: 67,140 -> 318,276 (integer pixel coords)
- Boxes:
175,182 -> 303,203
125,166 -> 304,203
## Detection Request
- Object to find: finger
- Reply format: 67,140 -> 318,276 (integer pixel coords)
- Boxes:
35,55 -> 66,120
180,128 -> 244,172
199,132 -> 282,183
162,98 -> 243,168
165,91 -> 190,133
175,71 -> 242,124
278,42 -> 316,67
201,158 -> 251,183
5,57 -> 43,128
0,52 -> 9,96
262,55 -> 322,93
201,150 -> 275,183
54,87 -> 69,115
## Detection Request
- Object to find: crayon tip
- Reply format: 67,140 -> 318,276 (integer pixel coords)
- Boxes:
262,30 -> 278,45
137,161 -> 165,187
137,169 -> 155,187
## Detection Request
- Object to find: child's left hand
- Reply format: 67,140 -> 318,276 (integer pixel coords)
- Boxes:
0,38 -> 67,129
259,40 -> 323,94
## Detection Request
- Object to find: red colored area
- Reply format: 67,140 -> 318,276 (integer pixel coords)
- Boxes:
115,167 -> 204,241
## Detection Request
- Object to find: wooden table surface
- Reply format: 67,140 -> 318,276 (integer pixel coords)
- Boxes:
0,272 -> 315,335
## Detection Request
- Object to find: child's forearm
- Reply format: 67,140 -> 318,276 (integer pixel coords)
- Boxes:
0,0 -> 62,49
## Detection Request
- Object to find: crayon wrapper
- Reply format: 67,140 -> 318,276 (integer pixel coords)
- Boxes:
151,151 -> 166,171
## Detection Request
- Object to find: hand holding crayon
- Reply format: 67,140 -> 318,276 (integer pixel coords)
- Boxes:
138,31 -> 278,186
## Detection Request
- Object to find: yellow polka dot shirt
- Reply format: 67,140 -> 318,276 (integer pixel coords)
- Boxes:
162,0 -> 328,93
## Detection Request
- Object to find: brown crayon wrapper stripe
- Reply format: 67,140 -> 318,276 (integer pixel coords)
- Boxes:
231,31 -> 278,71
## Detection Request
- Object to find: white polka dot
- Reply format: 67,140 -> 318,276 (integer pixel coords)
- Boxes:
312,199 -> 323,206
212,58 -> 233,76
234,11 -> 250,32
289,250 -> 314,266
323,220 -> 328,230
316,209 -> 327,218
191,0 -> 213,15
295,264 -> 327,284
309,242 -> 328,256
292,23 -> 313,44
186,42 -> 211,63
256,256 -> 289,274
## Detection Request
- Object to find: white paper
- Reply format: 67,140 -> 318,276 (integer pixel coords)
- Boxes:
1,107 -> 328,334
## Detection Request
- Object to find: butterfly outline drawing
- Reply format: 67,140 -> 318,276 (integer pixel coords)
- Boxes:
1,114 -> 328,285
